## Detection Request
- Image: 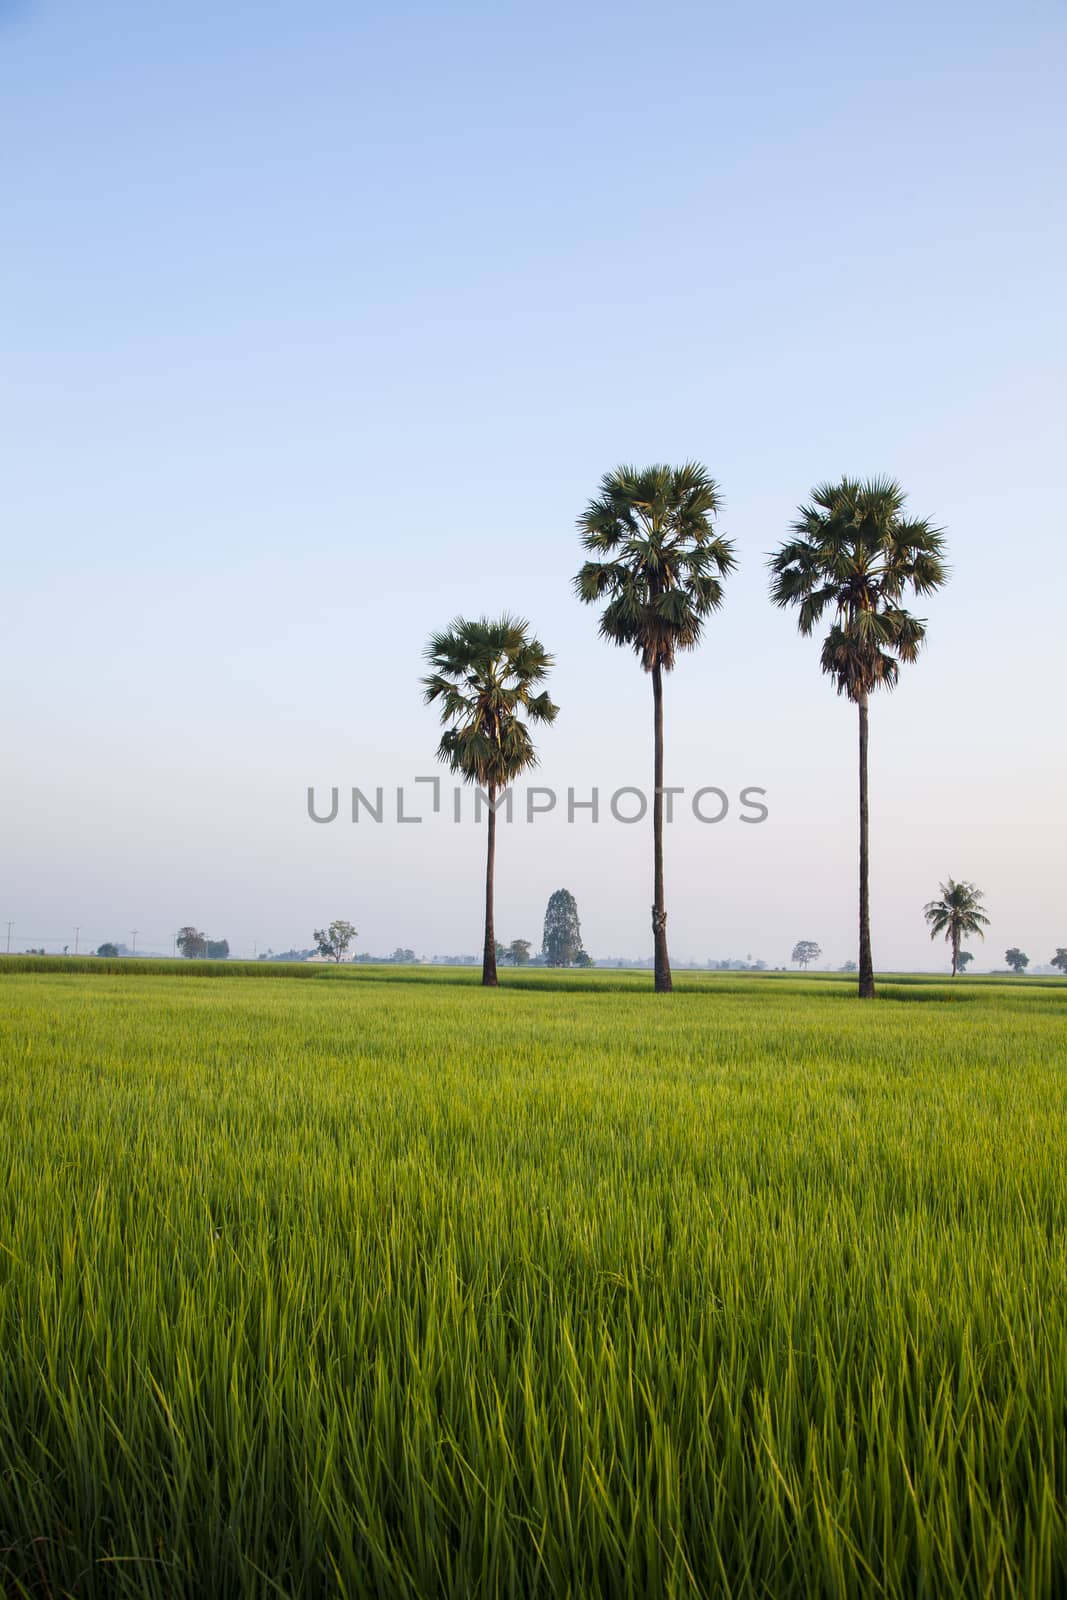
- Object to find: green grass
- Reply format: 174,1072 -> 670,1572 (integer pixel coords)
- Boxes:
0,967 -> 1065,1597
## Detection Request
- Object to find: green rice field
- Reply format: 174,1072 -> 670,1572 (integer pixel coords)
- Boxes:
0,961 -> 1065,1597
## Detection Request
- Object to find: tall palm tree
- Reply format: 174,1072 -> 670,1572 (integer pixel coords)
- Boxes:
923,879 -> 989,976
423,616 -> 557,987
575,463 -> 735,993
769,477 -> 947,999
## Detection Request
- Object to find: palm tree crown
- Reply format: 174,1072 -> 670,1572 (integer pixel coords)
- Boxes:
768,477 -> 947,700
422,616 -> 558,785
923,879 -> 990,975
575,462 -> 736,670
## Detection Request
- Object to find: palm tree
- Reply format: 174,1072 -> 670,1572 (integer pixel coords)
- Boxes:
423,616 -> 557,987
575,463 -> 735,993
769,478 -> 947,999
923,879 -> 989,975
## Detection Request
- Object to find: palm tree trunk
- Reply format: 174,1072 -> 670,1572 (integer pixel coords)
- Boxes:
858,693 -> 874,999
651,662 -> 672,994
482,781 -> 498,987
951,929 -> 959,977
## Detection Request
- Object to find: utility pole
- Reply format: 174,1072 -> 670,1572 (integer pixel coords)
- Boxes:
130,930 -> 138,956
4,922 -> 11,954
74,926 -> 80,955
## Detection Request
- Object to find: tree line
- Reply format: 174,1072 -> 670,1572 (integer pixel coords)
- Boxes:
308,890 -> 592,969
920,880 -> 1065,976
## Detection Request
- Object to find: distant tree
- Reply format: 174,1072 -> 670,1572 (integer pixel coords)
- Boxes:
770,479 -> 947,999
574,949 -> 594,968
96,942 -> 119,958
839,959 -> 858,973
922,879 -> 989,977
542,889 -> 584,967
1005,947 -> 1029,975
390,947 -> 415,964
205,939 -> 229,960
423,616 -> 558,988
792,940 -> 821,970
176,926 -> 207,959
503,939 -> 532,966
1050,948 -> 1067,977
314,920 -> 357,962
957,950 -> 974,972
576,463 -> 735,993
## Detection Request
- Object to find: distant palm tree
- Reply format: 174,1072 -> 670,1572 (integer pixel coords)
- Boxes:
923,879 -> 989,976
423,616 -> 557,987
769,478 -> 947,999
575,463 -> 735,993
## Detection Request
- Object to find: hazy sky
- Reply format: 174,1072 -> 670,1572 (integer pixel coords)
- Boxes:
3,0 -> 1065,970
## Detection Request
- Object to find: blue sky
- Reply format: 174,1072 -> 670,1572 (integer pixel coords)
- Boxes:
3,0 -> 1065,968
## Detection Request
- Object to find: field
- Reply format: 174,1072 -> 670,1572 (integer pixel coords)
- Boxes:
0,963 -> 1065,1598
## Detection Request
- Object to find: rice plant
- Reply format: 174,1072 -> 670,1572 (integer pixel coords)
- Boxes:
0,968 -> 1064,1596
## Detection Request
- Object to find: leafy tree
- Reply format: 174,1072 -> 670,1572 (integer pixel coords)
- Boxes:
314,920 -> 357,962
96,942 -> 119,958
839,959 -> 858,973
1050,948 -> 1067,976
176,933 -> 228,959
424,616 -> 557,987
923,879 -> 989,977
576,464 -> 734,993
770,478 -> 946,999
542,889 -> 584,967
504,939 -> 532,966
957,950 -> 974,971
1005,947 -> 1029,975
792,940 -> 821,970
390,947 -> 415,964
574,949 -> 594,968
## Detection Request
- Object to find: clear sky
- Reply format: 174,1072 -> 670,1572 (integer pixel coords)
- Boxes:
3,0 -> 1065,970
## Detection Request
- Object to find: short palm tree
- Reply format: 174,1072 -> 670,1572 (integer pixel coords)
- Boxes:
769,478 -> 947,999
575,463 -> 735,993
423,616 -> 557,987
923,879 -> 989,975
